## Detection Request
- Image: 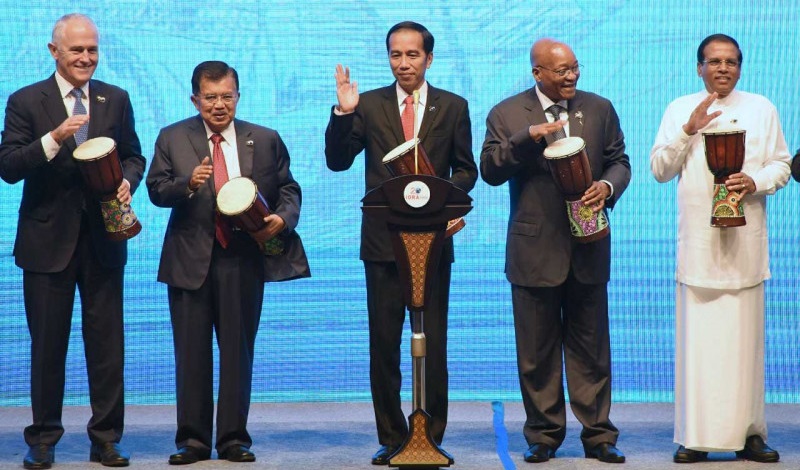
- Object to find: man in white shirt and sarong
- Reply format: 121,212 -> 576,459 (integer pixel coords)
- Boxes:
651,33 -> 790,464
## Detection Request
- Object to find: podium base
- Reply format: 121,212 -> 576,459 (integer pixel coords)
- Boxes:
389,409 -> 453,468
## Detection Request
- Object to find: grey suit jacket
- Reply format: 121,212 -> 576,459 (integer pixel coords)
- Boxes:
481,88 -> 630,287
0,74 -> 145,272
146,116 -> 310,290
325,83 -> 478,262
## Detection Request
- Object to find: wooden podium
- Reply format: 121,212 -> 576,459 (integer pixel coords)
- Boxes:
362,174 -> 472,469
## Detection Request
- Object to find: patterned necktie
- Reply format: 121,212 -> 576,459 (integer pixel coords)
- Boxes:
71,88 -> 89,145
211,133 -> 232,248
401,95 -> 415,141
546,104 -> 567,141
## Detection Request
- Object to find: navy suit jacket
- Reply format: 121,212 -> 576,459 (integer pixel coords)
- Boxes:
481,88 -> 630,287
147,116 -> 310,290
324,83 -> 478,262
0,74 -> 145,272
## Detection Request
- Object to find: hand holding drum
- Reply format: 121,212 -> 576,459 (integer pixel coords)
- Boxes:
216,177 -> 284,255
542,136 -> 609,243
382,138 -> 466,237
72,137 -> 142,240
703,128 -> 746,227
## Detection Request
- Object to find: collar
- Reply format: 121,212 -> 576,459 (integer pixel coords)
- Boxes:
55,71 -> 89,99
534,85 -> 568,112
396,81 -> 429,108
202,120 -> 237,145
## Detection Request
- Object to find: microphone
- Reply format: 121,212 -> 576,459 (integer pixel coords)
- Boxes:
412,89 -> 420,174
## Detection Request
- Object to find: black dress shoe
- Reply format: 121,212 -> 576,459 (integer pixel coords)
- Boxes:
169,446 -> 211,465
524,443 -> 555,463
219,445 -> 256,463
736,435 -> 780,463
89,442 -> 130,467
371,445 -> 398,465
584,442 -> 625,463
24,444 -> 54,470
673,445 -> 708,463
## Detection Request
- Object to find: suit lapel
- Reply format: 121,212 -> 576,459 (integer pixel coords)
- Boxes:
41,76 -> 72,149
417,85 -> 439,143
380,84 -> 405,145
523,88 -> 548,127
235,121 -> 254,178
187,116 -> 212,166
567,93 -> 584,139
87,80 -> 107,140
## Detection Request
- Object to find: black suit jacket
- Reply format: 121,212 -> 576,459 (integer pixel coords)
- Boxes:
147,116 -> 310,290
0,74 -> 145,272
325,83 -> 477,262
481,88 -> 630,287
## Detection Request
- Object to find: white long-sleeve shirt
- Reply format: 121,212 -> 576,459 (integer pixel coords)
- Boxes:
650,89 -> 790,289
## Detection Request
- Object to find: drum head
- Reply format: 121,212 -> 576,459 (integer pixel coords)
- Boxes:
701,127 -> 745,136
73,136 -> 116,160
382,138 -> 420,163
217,177 -> 258,215
543,136 -> 585,159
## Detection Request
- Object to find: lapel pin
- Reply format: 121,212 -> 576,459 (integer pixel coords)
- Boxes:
574,111 -> 583,126
96,95 -> 106,103
428,106 -> 436,112
246,140 -> 254,146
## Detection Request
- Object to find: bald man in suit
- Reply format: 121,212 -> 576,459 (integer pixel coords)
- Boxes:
325,21 -> 477,466
481,38 -> 630,464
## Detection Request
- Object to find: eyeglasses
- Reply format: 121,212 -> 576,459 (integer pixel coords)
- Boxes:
535,64 -> 583,78
197,94 -> 237,105
703,59 -> 739,69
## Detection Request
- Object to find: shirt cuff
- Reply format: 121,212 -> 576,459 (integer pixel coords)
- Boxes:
600,179 -> 614,198
41,132 -> 61,161
333,105 -> 354,116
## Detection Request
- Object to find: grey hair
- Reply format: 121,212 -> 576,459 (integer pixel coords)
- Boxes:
51,13 -> 97,46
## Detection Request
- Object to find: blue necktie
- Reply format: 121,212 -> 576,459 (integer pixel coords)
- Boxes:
71,88 -> 88,145
546,104 -> 567,141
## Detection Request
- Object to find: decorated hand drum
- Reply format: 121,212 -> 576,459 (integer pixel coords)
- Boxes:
72,137 -> 142,241
702,128 -> 746,227
542,136 -> 609,243
382,138 -> 465,238
216,177 -> 283,255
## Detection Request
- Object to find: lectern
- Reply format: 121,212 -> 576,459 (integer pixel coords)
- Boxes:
362,174 -> 472,469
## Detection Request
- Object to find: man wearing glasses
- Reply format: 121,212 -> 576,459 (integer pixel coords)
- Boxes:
147,61 -> 309,465
0,13 -> 145,469
481,38 -> 630,464
651,34 -> 789,463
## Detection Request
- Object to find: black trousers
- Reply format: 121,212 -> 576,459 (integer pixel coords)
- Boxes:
23,223 -> 125,446
364,259 -> 451,447
511,269 -> 619,450
168,239 -> 264,454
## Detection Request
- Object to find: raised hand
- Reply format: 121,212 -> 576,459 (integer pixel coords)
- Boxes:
50,114 -> 90,145
528,120 -> 567,142
335,64 -> 359,113
682,92 -> 722,135
189,156 -> 213,191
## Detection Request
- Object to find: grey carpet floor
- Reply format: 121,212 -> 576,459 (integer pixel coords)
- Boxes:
0,402 -> 798,469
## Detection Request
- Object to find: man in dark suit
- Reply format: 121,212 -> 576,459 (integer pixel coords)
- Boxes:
0,13 -> 144,469
325,21 -> 477,466
481,38 -> 630,464
147,60 -> 309,465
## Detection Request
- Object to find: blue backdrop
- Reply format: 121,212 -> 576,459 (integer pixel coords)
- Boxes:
0,0 -> 798,407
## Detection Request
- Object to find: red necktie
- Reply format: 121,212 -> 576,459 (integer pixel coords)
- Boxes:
211,133 -> 232,248
401,95 -> 415,141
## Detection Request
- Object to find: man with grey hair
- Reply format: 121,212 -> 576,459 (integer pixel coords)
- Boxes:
0,13 -> 144,469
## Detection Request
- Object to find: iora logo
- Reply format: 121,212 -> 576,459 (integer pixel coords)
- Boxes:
403,180 -> 431,208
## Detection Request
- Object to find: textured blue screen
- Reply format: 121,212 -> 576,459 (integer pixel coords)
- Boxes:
0,1 -> 798,407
